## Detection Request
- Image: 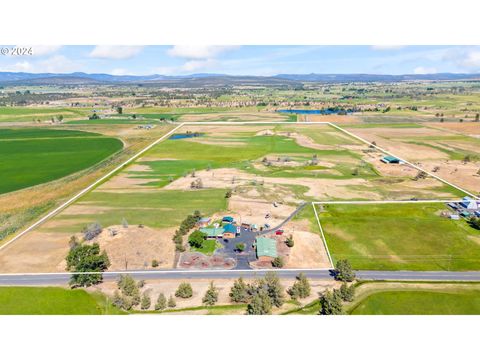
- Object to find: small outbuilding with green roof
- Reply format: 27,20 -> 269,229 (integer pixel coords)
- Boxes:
255,236 -> 277,261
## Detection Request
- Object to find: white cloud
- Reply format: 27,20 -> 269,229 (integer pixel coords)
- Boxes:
0,61 -> 33,72
371,45 -> 407,50
167,45 -> 239,59
456,51 -> 480,69
1,55 -> 80,73
89,46 -> 144,60
413,66 -> 437,74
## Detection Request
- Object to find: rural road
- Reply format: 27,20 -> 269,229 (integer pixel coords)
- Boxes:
3,269 -> 480,285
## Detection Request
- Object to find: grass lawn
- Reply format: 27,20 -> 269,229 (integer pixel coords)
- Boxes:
318,203 -> 480,271
0,128 -> 123,194
350,288 -> 480,315
191,239 -> 222,255
0,287 -> 123,315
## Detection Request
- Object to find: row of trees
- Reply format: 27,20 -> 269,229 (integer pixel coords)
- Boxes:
172,210 -> 202,252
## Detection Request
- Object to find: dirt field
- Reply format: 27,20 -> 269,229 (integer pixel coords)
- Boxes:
283,219 -> 331,268
428,122 -> 480,136
299,114 -> 361,124
179,111 -> 288,122
93,277 -> 338,313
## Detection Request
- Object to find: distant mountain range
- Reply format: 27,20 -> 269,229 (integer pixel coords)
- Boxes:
0,71 -> 479,86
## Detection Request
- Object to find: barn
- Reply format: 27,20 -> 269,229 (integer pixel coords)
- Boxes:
381,156 -> 400,164
255,236 -> 277,261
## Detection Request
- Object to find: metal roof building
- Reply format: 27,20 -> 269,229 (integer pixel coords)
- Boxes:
255,237 -> 277,259
200,227 -> 225,238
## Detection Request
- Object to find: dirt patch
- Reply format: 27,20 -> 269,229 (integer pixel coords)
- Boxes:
300,114 -> 361,124
93,225 -> 176,270
178,252 -> 235,269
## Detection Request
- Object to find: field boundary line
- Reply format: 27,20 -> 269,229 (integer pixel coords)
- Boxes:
311,202 -> 334,267
0,123 -> 184,252
327,122 -> 479,200
313,199 -> 462,205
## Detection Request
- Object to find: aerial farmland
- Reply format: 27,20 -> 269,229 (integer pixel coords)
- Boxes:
1,49 -> 480,315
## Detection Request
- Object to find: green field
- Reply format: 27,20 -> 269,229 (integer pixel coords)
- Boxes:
56,188 -> 228,232
0,287 -> 123,315
350,288 -> 480,315
0,128 -> 123,194
319,203 -> 480,271
0,106 -> 91,122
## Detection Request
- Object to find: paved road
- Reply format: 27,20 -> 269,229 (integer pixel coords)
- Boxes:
3,269 -> 480,285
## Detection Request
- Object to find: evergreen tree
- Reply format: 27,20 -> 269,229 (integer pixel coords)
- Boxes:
202,282 -> 219,306
175,282 -> 193,298
155,293 -> 167,311
319,289 -> 343,315
339,282 -> 355,302
334,259 -> 355,282
229,277 -> 249,303
168,295 -> 176,308
287,273 -> 311,300
246,289 -> 272,315
141,292 -> 151,310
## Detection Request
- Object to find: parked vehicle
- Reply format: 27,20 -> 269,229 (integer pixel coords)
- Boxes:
275,229 -> 284,235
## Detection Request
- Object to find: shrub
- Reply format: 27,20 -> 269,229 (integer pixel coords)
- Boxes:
151,259 -> 159,268
168,295 -> 176,308
175,282 -> 193,298
235,242 -> 246,252
155,293 -> 167,311
82,222 -> 103,241
285,235 -> 294,248
272,256 -> 284,268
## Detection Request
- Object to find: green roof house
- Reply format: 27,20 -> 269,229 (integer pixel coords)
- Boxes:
200,227 -> 225,238
381,156 -> 400,164
255,237 -> 277,260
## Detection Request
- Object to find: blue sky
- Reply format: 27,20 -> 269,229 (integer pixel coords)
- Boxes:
1,45 -> 480,75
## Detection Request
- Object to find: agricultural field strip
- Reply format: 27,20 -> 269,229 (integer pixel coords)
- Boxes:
328,122 -> 479,199
311,203 -> 334,267
0,124 -> 184,252
313,199 -> 462,205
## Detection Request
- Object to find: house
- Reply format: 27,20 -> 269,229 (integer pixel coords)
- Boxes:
460,211 -> 471,218
222,216 -> 234,224
223,223 -> 237,239
447,202 -> 459,210
460,197 -> 479,210
200,227 -> 224,239
381,156 -> 400,164
475,211 -> 480,217
196,217 -> 211,228
255,236 -> 277,261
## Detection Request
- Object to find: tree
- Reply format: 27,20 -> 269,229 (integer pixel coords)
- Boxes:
68,235 -> 79,249
168,295 -> 176,308
141,292 -> 151,310
469,217 -> 480,230
117,274 -> 139,297
319,289 -> 343,315
334,259 -> 355,282
230,277 -> 249,303
225,190 -> 232,198
175,282 -> 193,298
66,243 -> 110,287
287,273 -> 311,300
116,106 -> 123,114
188,230 -> 206,248
151,259 -> 159,268
235,242 -> 246,252
339,282 -> 355,302
155,293 -> 167,311
272,256 -> 284,268
246,288 -> 272,315
202,282 -> 219,306
264,272 -> 285,307
285,235 -> 294,248
82,222 -> 103,241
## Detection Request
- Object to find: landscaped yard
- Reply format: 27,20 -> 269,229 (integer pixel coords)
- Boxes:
0,128 -> 123,194
318,203 -> 480,271
0,287 -> 123,315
